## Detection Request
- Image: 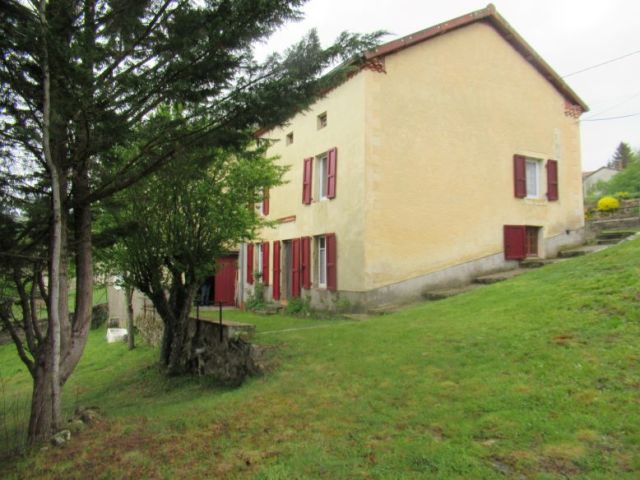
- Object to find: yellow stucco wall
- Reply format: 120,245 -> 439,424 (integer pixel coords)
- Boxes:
362,21 -> 584,290
258,73 -> 367,292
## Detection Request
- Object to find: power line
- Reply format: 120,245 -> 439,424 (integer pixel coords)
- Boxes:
583,89 -> 640,119
562,49 -> 640,78
581,112 -> 640,122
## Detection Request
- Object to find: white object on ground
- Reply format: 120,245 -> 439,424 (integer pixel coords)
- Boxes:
106,328 -> 128,343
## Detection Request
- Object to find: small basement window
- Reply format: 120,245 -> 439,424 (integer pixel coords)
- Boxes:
317,112 -> 327,129
286,132 -> 294,145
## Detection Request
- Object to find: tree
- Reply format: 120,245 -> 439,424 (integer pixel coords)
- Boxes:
1,0 -> 381,443
100,125 -> 283,374
598,149 -> 640,196
608,142 -> 636,170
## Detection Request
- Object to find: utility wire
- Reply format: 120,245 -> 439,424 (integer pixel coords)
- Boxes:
582,89 -> 640,119
562,49 -> 640,78
581,112 -> 640,122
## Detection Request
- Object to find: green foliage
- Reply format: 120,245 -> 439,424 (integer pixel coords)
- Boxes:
4,239 -> 640,477
598,149 -> 640,196
597,196 -> 620,211
246,274 -> 267,311
607,142 -> 635,170
285,297 -> 312,316
614,191 -> 632,200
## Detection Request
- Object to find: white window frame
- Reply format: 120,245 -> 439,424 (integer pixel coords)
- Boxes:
316,153 -> 329,200
525,158 -> 541,198
256,244 -> 263,278
317,236 -> 327,288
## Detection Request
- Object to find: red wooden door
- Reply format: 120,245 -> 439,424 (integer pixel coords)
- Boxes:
213,256 -> 237,306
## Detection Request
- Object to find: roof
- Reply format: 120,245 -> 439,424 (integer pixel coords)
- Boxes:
361,4 -> 589,112
583,166 -> 619,180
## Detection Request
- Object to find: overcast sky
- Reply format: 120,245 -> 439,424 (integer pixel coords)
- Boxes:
256,0 -> 640,171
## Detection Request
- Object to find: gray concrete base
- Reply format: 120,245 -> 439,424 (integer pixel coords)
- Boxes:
543,227 -> 585,258
256,227 -> 587,312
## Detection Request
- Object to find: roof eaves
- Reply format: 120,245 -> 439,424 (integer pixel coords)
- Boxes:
362,3 -> 588,112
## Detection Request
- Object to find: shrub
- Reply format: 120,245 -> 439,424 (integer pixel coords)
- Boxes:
597,196 -> 620,211
246,273 -> 266,311
614,191 -> 631,200
285,297 -> 312,316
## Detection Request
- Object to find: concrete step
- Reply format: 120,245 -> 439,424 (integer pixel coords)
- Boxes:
473,269 -> 527,284
422,284 -> 483,301
598,230 -> 636,240
558,249 -> 586,258
366,304 -> 402,315
519,258 -> 556,268
597,238 -> 620,245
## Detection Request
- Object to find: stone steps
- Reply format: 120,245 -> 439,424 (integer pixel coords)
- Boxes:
473,268 -> 527,284
519,258 -> 557,269
422,284 -> 483,301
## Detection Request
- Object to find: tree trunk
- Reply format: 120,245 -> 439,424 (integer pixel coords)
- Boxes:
126,286 -> 135,350
38,0 -> 62,441
166,308 -> 192,375
28,356 -> 56,444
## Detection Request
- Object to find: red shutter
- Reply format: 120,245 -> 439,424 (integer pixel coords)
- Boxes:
261,242 -> 269,286
301,236 -> 311,289
546,160 -> 558,201
291,238 -> 301,297
272,241 -> 281,300
246,244 -> 254,284
327,148 -> 337,199
326,233 -> 337,292
504,225 -> 526,260
302,157 -> 313,205
513,155 -> 526,198
262,188 -> 269,215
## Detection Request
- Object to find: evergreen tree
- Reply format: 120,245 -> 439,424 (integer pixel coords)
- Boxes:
0,0 -> 381,443
608,142 -> 635,170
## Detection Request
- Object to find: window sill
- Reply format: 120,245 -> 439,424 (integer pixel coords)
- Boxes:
524,197 -> 546,205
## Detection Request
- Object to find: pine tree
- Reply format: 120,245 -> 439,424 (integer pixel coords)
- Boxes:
0,0 -> 381,443
608,142 -> 635,170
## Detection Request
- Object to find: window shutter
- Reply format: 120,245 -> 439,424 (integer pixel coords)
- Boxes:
546,160 -> 558,201
327,148 -> 337,199
272,241 -> 281,300
504,225 -> 526,260
291,238 -> 301,297
301,236 -> 311,289
261,242 -> 269,286
326,233 -> 337,292
302,157 -> 313,205
513,155 -> 526,198
262,188 -> 269,215
246,244 -> 254,284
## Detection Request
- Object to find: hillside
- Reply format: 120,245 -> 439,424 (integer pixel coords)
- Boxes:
2,239 -> 640,478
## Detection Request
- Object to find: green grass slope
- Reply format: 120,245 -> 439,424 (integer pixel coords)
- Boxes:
3,239 -> 640,479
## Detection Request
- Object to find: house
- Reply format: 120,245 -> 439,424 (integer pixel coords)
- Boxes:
239,4 -> 587,310
582,166 -> 619,198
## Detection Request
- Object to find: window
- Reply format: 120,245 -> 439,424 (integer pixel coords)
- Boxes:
316,233 -> 336,291
504,225 -> 540,260
286,132 -> 294,145
524,158 -> 560,200
256,244 -> 263,277
303,148 -> 337,204
525,159 -> 540,198
317,236 -> 327,287
317,112 -> 327,129
316,153 -> 328,200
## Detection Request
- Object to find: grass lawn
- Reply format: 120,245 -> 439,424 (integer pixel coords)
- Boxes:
1,239 -> 640,478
